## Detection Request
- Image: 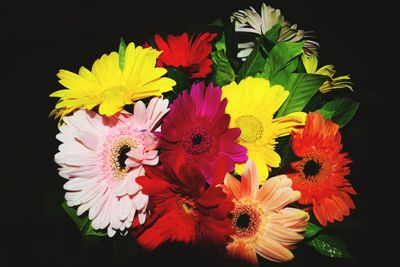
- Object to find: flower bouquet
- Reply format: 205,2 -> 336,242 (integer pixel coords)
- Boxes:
49,1 -> 359,266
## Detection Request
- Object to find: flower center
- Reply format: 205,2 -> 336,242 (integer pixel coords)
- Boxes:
101,85 -> 126,98
232,203 -> 263,239
110,136 -> 138,179
183,127 -> 212,155
235,115 -> 263,143
303,159 -> 322,178
178,197 -> 199,220
236,213 -> 251,229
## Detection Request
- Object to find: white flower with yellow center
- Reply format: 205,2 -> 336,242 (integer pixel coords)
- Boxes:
55,97 -> 169,237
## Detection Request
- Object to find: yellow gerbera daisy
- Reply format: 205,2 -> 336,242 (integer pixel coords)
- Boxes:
302,53 -> 352,93
221,77 -> 306,183
50,42 -> 176,119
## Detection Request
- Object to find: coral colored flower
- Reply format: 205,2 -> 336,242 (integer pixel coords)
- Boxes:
153,32 -> 217,78
55,97 -> 169,237
302,53 -> 353,93
224,160 -> 309,265
50,43 -> 175,119
288,112 -> 357,226
231,3 -> 319,59
135,160 -> 234,250
159,81 -> 247,183
222,77 -> 306,182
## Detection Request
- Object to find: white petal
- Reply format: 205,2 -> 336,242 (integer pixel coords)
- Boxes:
133,192 -> 148,210
107,226 -> 116,237
63,178 -> 93,191
138,210 -> 146,224
119,196 -> 134,221
75,131 -> 99,151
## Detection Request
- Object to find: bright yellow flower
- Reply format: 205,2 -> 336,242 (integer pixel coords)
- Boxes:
302,53 -> 352,93
222,77 -> 306,183
50,42 -> 176,119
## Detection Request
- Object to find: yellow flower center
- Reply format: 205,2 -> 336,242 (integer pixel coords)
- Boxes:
100,85 -> 126,99
178,197 -> 199,220
110,136 -> 138,179
235,115 -> 264,143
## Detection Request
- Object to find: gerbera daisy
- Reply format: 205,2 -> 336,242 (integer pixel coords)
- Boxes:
224,160 -> 309,265
221,77 -> 306,182
159,81 -> 247,183
55,97 -> 169,237
152,32 -> 217,78
231,3 -> 319,59
134,159 -> 234,250
50,42 -> 175,119
288,112 -> 357,226
302,53 -> 352,93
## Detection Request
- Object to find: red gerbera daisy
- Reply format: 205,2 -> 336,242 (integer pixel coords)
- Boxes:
135,158 -> 234,250
153,32 -> 217,78
288,112 -> 357,226
159,81 -> 247,183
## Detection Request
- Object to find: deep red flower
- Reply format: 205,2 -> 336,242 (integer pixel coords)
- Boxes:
153,32 -> 217,78
159,81 -> 247,183
288,112 -> 357,226
135,158 -> 234,250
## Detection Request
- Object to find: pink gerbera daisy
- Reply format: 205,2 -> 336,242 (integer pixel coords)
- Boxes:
159,81 -> 248,183
54,97 -> 169,237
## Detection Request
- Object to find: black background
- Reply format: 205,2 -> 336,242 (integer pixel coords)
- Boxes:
2,0 -> 390,266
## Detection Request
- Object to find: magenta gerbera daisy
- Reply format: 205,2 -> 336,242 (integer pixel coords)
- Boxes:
159,81 -> 247,183
54,97 -> 169,237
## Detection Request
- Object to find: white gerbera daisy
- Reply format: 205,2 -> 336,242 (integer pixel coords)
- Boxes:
55,97 -> 169,237
231,2 -> 319,59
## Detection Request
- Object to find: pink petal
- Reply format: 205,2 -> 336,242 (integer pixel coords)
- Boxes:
133,101 -> 147,127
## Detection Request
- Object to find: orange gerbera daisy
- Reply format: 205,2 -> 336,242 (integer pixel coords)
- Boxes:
288,112 -> 357,226
224,160 -> 309,265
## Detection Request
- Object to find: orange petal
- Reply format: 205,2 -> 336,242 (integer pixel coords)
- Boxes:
227,241 -> 258,266
241,160 -> 260,198
340,191 -> 356,209
255,235 -> 294,262
224,173 -> 242,200
265,223 -> 304,245
313,204 -> 327,226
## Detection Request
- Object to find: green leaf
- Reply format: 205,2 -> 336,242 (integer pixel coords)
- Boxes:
262,41 -> 304,80
211,50 -> 235,86
308,234 -> 354,259
305,222 -> 323,239
214,32 -> 226,52
237,44 -> 267,81
318,109 -> 336,120
318,98 -> 360,128
265,23 -> 281,43
62,201 -> 107,237
119,37 -> 127,71
276,73 -> 327,117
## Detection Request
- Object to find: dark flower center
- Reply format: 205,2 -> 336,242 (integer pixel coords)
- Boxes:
117,145 -> 131,169
303,159 -> 322,178
236,213 -> 251,230
192,134 -> 204,145
110,136 -> 138,179
232,203 -> 262,239
183,127 -> 212,155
